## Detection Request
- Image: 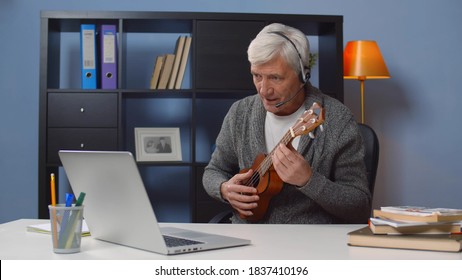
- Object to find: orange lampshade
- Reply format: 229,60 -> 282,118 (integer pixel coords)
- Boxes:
344,40 -> 390,80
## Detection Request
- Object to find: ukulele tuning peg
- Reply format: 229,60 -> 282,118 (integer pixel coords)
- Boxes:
319,124 -> 324,132
309,132 -> 315,139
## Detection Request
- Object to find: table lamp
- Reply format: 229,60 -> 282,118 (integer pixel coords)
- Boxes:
344,40 -> 390,123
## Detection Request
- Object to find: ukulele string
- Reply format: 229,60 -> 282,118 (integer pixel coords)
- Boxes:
245,131 -> 294,188
245,114 -> 318,188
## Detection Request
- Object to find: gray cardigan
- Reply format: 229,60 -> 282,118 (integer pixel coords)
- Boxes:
203,85 -> 371,224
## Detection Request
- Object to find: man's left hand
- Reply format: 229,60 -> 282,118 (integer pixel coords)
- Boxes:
272,143 -> 312,187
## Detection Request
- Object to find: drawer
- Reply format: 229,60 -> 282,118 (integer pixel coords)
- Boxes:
47,128 -> 118,164
48,93 -> 118,127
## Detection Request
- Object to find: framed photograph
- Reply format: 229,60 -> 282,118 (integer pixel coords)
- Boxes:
135,127 -> 182,162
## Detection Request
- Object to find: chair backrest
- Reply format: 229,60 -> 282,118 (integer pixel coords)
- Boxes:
358,123 -> 379,197
209,123 -> 380,223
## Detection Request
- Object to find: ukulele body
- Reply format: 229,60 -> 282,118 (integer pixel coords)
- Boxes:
239,153 -> 283,222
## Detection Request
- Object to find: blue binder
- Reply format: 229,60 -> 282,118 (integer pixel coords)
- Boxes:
80,24 -> 97,89
99,25 -> 117,89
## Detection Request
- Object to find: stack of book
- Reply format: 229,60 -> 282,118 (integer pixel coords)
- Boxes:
348,206 -> 462,252
150,35 -> 192,90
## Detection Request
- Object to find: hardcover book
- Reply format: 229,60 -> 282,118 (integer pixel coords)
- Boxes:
150,55 -> 165,89
167,36 -> 186,89
174,36 -> 192,89
348,226 -> 462,252
157,54 -> 175,90
374,206 -> 462,223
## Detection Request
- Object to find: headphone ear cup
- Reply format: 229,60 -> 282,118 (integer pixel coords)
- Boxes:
300,67 -> 310,83
304,68 -> 310,81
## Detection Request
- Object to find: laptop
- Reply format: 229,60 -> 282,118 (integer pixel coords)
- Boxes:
58,150 -> 250,255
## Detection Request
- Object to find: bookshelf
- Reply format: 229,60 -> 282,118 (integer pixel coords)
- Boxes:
38,11 -> 344,222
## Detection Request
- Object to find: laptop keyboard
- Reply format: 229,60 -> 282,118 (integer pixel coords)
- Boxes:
163,235 -> 204,247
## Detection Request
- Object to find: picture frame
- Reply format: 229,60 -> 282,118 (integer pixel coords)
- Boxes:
134,127 -> 182,162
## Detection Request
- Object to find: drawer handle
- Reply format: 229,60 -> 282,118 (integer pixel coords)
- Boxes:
80,107 -> 85,113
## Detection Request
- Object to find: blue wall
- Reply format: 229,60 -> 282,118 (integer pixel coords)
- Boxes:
1,0 -> 461,223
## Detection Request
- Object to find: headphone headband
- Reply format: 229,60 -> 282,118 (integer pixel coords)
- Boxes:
268,31 -> 310,83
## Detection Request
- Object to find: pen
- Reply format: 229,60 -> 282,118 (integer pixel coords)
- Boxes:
65,193 -> 74,207
75,192 -> 86,206
58,193 -> 74,246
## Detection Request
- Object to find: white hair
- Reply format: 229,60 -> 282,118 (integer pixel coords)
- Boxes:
247,23 -> 311,79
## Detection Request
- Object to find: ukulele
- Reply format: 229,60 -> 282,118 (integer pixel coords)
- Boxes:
239,102 -> 325,222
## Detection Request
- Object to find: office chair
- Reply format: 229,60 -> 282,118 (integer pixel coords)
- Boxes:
208,123 -> 379,223
357,123 -> 379,197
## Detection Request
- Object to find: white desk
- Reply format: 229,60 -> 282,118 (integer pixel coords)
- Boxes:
1,219 -> 461,260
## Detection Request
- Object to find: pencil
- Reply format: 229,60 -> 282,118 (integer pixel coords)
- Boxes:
50,173 -> 58,248
50,173 -> 56,206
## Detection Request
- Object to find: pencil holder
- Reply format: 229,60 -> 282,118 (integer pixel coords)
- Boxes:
48,204 -> 84,253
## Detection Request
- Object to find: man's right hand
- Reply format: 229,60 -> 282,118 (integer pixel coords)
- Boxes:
220,169 -> 260,217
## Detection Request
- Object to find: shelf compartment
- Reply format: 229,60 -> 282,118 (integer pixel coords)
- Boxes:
139,165 -> 192,222
123,97 -> 192,163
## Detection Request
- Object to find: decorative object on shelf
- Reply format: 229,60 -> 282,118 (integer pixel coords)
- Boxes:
308,53 -> 318,70
343,40 -> 390,123
135,127 -> 182,162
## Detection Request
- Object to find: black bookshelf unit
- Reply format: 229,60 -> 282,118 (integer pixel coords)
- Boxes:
38,11 -> 343,222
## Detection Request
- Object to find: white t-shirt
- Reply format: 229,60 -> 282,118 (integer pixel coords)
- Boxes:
265,105 -> 306,153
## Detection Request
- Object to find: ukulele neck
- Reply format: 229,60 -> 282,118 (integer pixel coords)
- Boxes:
260,131 -> 293,175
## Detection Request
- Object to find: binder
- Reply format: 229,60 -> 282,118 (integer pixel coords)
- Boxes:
80,24 -> 97,89
100,25 -> 117,89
